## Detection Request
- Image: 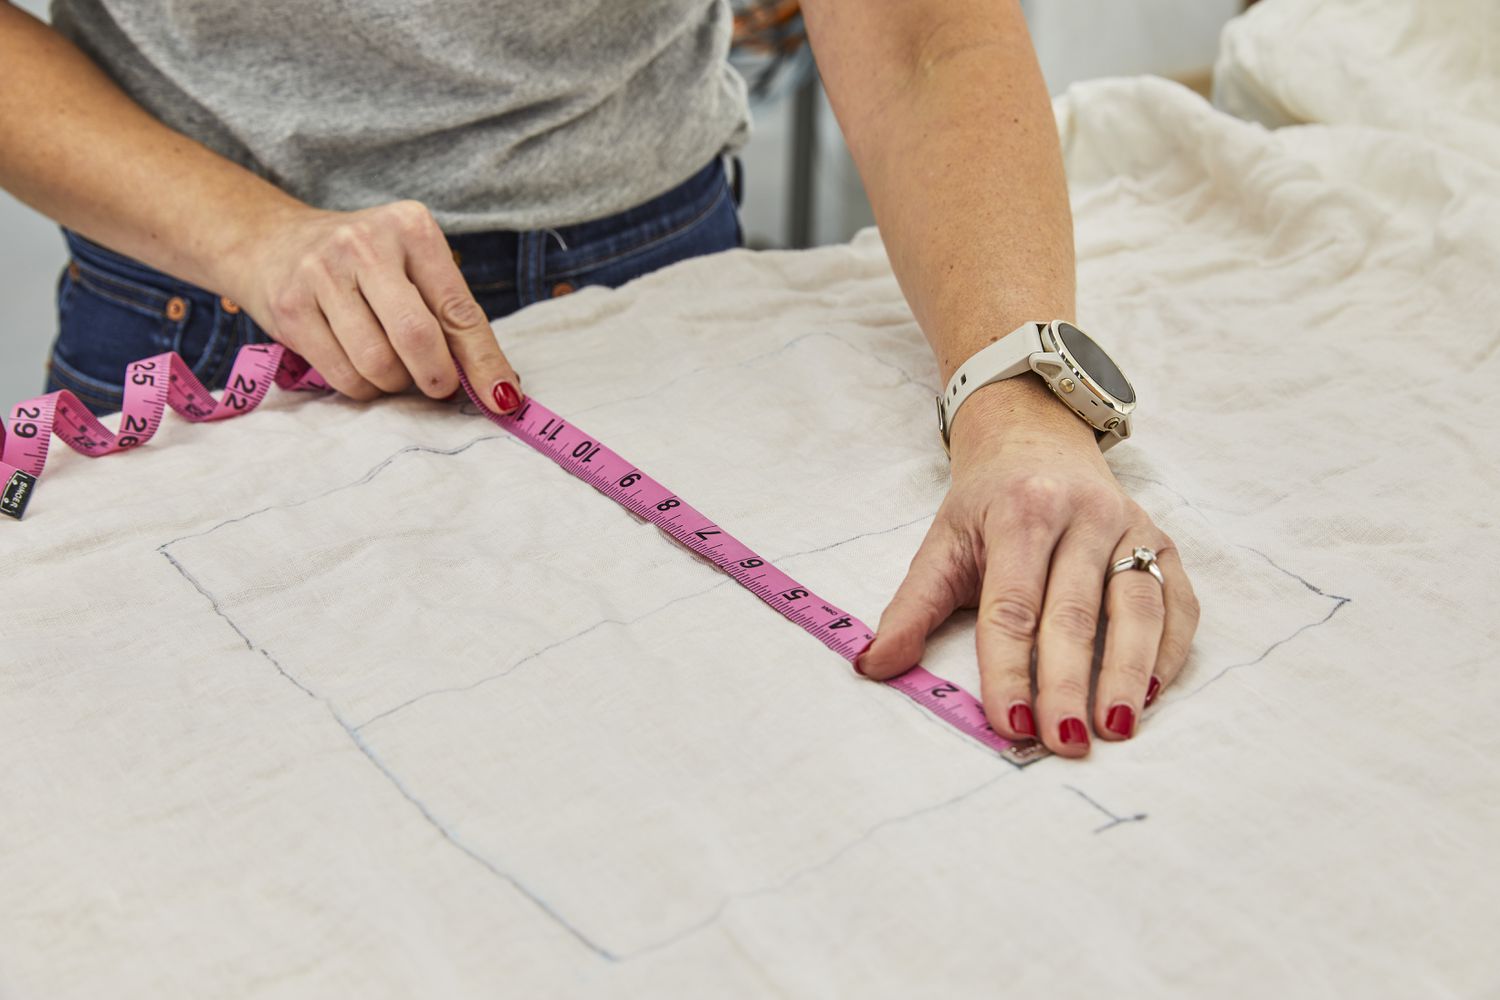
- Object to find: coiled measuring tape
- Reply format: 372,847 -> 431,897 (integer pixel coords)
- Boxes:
3,344 -> 1047,766
2,344 -> 326,519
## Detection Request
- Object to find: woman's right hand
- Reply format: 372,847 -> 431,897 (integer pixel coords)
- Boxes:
229,200 -> 524,415
0,6 -> 519,415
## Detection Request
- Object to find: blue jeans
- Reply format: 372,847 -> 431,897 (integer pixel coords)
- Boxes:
44,157 -> 745,415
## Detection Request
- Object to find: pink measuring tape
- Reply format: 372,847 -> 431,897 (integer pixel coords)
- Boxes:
4,344 -> 1047,766
2,344 -> 327,519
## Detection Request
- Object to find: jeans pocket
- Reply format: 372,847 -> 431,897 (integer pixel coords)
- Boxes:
47,249 -> 233,415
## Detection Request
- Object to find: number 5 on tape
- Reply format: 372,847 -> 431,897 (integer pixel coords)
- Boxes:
2,343 -> 1047,765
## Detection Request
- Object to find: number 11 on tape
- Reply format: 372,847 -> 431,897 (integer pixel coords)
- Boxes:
456,371 -> 1048,767
2,342 -> 1046,765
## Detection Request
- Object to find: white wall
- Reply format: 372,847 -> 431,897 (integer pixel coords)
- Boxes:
1027,0 -> 1243,90
736,84 -> 877,251
738,0 -> 1243,251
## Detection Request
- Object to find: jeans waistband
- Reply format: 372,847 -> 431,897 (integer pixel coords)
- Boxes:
62,155 -> 736,297
447,157 -> 733,291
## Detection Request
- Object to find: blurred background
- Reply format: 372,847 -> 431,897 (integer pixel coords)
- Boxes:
0,0 -> 1245,406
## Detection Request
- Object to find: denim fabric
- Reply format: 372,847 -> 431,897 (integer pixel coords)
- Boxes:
44,157 -> 744,415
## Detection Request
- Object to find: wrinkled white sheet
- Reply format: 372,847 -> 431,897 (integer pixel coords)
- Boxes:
1215,0 -> 1500,168
3,76 -> 1498,998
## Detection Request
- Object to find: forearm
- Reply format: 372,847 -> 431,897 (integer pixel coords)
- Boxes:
0,3 -> 304,294
803,1 -> 1088,454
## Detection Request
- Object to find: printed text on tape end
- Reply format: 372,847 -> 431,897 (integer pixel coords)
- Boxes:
1,471 -> 37,521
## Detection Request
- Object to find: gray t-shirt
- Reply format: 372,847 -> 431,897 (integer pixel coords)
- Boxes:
49,0 -> 752,232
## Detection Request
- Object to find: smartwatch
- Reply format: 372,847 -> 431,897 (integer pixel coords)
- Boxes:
936,320 -> 1136,454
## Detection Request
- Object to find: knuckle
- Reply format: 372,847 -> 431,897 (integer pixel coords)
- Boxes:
389,199 -> 435,232
1158,633 -> 1193,672
982,587 -> 1041,642
353,342 -> 401,381
388,311 -> 440,348
294,250 -> 325,278
1045,596 -> 1100,641
1001,475 -> 1121,535
269,285 -> 310,324
333,226 -> 385,269
1120,579 -> 1166,622
330,223 -> 368,254
292,253 -> 330,288
1077,485 -> 1126,526
1112,655 -> 1154,688
1045,674 -> 1092,705
1008,475 -> 1065,515
437,291 -> 487,331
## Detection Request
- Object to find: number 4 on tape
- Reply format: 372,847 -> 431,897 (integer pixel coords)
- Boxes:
2,344 -> 1047,765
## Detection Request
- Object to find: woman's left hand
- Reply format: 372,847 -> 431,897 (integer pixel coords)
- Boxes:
854,378 -> 1201,758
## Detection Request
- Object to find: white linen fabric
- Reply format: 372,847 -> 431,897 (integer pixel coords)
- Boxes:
1214,0 -> 1500,168
2,76 -> 1498,997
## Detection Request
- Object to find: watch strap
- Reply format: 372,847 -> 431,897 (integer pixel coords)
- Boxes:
936,321 -> 1044,450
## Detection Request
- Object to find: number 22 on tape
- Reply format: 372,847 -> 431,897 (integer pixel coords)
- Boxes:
3,343 -> 1047,765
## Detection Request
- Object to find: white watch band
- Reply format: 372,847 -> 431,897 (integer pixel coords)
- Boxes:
936,320 -> 1045,450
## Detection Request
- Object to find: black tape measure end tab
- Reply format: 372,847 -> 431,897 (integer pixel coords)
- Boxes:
1,471 -> 37,521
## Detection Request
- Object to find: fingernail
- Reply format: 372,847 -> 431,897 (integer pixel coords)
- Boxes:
491,380 -> 522,414
1105,704 -> 1136,738
1145,676 -> 1162,707
1059,717 -> 1089,746
852,655 -> 868,677
1008,702 -> 1037,738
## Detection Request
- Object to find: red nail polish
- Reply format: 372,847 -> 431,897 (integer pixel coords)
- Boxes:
1105,704 -> 1136,738
1146,676 -> 1162,707
1059,717 -> 1089,746
492,381 -> 521,413
1008,703 -> 1037,738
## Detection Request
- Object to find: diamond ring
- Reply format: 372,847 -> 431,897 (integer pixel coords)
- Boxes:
1107,545 -> 1165,587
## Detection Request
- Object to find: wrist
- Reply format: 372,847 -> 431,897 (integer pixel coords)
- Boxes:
947,372 -> 1100,465
213,190 -> 317,301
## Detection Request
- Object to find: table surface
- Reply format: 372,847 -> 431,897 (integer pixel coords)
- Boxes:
3,68 -> 1498,998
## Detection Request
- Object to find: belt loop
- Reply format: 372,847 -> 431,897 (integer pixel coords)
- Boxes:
517,230 -> 542,308
727,154 -> 745,208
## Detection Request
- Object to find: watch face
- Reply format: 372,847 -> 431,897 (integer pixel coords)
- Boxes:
1057,322 -> 1134,404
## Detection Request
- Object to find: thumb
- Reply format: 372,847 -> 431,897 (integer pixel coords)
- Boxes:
857,526 -> 968,680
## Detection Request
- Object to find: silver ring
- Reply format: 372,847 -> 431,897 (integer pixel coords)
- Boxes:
1108,545 -> 1165,587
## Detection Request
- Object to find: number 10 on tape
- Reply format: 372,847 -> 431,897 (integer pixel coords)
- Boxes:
3,343 -> 1047,765
455,371 -> 1048,767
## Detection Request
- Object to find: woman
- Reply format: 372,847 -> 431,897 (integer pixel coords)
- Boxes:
0,0 -> 1200,757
